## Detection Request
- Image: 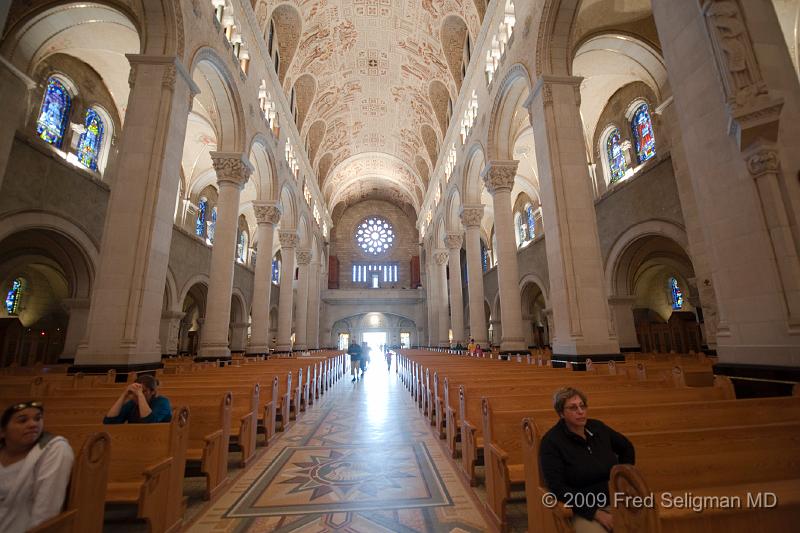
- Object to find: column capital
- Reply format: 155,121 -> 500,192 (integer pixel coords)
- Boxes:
460,205 -> 484,227
210,152 -> 253,188
526,74 -> 583,111
745,145 -> 780,179
444,233 -> 463,250
481,160 -> 518,195
433,249 -> 449,266
254,202 -> 281,225
125,54 -> 199,97
279,230 -> 299,249
296,249 -> 312,265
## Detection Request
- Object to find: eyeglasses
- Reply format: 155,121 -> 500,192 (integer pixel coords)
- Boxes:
6,401 -> 44,413
564,403 -> 587,412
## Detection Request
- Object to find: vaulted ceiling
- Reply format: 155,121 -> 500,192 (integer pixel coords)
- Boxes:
258,0 -> 481,214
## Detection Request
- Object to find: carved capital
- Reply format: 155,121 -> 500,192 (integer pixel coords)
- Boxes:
481,161 -> 519,194
296,249 -> 312,265
460,205 -> 484,228
433,250 -> 449,266
210,152 -> 253,187
444,233 -> 463,250
746,147 -> 780,178
279,231 -> 299,249
254,203 -> 281,225
527,75 -> 583,112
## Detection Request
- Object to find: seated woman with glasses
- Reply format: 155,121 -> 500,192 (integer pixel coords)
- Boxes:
539,387 -> 635,533
104,375 -> 172,424
0,401 -> 75,532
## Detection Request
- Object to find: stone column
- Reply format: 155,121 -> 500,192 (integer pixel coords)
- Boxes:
525,77 -> 620,359
652,0 -> 800,365
306,258 -> 322,349
198,153 -> 253,359
0,58 -> 34,192
60,298 -> 90,360
461,205 -> 489,346
433,249 -> 451,347
293,249 -> 312,350
481,161 -> 526,352
608,296 -> 640,351
159,310 -> 184,356
276,231 -> 298,351
444,234 -> 465,345
247,203 -> 280,354
229,322 -> 248,352
75,55 -> 198,368
425,247 -> 438,346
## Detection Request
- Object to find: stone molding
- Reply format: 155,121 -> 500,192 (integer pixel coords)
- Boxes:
526,74 -> 583,110
444,233 -> 463,250
125,54 -> 199,99
210,152 -> 253,187
433,250 -> 449,266
481,160 -> 519,194
279,231 -> 299,248
296,249 -> 313,265
254,203 -> 281,225
746,147 -> 780,178
460,205 -> 484,228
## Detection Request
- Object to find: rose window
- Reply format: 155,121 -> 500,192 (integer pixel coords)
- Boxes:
356,217 -> 394,255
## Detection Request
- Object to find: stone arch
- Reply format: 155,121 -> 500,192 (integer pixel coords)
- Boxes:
421,124 -> 439,168
292,73 -> 316,132
317,152 -> 333,187
297,215 -> 311,249
535,0 -> 581,77
278,184 -> 298,230
178,277 -> 208,356
488,64 -> 532,161
462,142 -> 487,205
164,266 -> 179,314
414,156 -> 431,188
248,134 -> 277,202
428,80 -> 452,137
306,120 -> 326,167
189,48 -> 246,152
440,14 -> 469,92
270,3 -> 302,85
446,189 -> 463,234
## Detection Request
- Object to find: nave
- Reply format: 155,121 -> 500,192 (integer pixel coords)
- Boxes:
188,355 -> 490,533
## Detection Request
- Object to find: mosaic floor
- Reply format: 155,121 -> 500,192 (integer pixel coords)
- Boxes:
187,359 -> 491,533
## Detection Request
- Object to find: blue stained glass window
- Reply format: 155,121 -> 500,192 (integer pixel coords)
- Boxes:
606,128 -> 627,184
272,259 -> 281,284
480,240 -> 489,273
36,78 -> 71,147
5,278 -> 23,315
526,205 -> 536,240
208,207 -> 217,244
669,277 -> 683,310
632,103 -> 656,164
195,199 -> 207,237
237,230 -> 248,263
516,214 -> 526,247
76,108 -> 104,171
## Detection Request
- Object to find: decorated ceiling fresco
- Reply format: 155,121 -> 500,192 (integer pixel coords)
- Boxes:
254,0 -> 480,213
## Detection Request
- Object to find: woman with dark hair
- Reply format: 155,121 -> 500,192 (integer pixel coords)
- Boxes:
104,374 -> 172,424
0,401 -> 74,532
539,387 -> 635,533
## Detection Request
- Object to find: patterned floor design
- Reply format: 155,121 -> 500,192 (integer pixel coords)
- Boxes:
187,358 -> 490,532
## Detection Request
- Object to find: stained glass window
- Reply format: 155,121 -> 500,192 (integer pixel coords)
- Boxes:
195,198 -> 208,237
526,204 -> 536,240
606,128 -> 627,184
237,230 -> 248,263
36,77 -> 71,147
632,103 -> 656,164
5,278 -> 24,315
480,240 -> 489,272
76,108 -> 104,171
356,217 -> 394,256
272,259 -> 281,284
669,277 -> 683,310
515,213 -> 526,247
207,207 -> 217,244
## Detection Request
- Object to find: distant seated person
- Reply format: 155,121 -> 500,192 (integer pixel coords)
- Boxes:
539,387 -> 635,533
104,375 -> 172,424
0,401 -> 75,532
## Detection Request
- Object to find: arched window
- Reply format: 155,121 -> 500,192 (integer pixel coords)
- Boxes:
207,207 -> 217,244
606,127 -> 627,184
491,232 -> 498,266
36,77 -> 72,148
195,198 -> 208,237
631,103 -> 656,164
480,240 -> 489,272
272,258 -> 281,284
5,278 -> 25,316
237,229 -> 249,264
514,212 -> 526,247
525,204 -> 536,240
76,108 -> 104,171
669,277 -> 684,310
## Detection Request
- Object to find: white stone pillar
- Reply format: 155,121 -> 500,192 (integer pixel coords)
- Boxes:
0,58 -> 34,193
424,249 -> 437,346
461,205 -> 489,346
481,161 -> 526,353
229,322 -> 248,352
293,249 -> 312,350
608,296 -> 640,351
76,55 -> 198,367
306,258 -> 322,349
444,234 -> 465,345
652,0 -> 800,365
525,77 -> 620,358
276,231 -> 298,351
60,298 -> 90,360
247,203 -> 280,354
198,153 -> 253,359
432,249 -> 451,347
159,310 -> 184,356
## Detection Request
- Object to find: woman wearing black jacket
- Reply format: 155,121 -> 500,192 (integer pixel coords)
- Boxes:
539,387 -> 635,532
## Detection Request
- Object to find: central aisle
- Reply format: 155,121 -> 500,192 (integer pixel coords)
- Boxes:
188,356 -> 490,532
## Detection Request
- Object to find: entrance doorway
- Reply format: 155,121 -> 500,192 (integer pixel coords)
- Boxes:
362,331 -> 387,359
